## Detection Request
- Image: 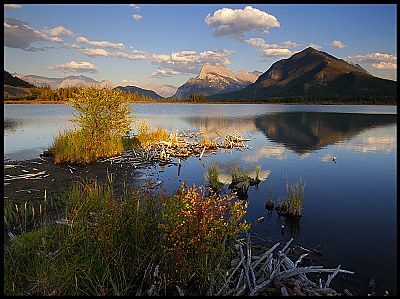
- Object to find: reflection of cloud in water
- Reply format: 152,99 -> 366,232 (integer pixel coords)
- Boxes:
217,170 -> 271,185
336,135 -> 396,153
299,152 -> 311,160
243,146 -> 288,162
321,153 -> 333,163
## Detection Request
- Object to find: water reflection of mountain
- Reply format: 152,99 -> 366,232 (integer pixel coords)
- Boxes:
186,116 -> 258,137
254,112 -> 397,154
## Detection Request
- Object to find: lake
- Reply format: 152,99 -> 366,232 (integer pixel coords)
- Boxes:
3,103 -> 397,295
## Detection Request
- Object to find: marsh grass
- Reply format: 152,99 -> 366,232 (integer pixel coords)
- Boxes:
134,119 -> 170,148
206,162 -> 224,193
52,86 -> 134,165
4,176 -> 250,296
52,129 -> 124,164
276,176 -> 305,218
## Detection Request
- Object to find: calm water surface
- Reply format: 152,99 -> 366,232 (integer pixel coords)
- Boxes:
4,103 -> 397,295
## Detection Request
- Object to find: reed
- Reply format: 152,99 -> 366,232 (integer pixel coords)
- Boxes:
134,119 -> 170,148
276,176 -> 305,218
206,162 -> 223,193
4,178 -> 249,296
53,129 -> 124,164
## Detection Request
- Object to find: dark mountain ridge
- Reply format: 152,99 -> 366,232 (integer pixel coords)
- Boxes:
113,85 -> 163,99
4,70 -> 34,88
209,47 -> 396,103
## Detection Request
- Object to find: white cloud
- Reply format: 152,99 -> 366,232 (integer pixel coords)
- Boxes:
331,40 -> 346,48
80,47 -> 147,60
4,17 -> 66,50
281,40 -> 300,48
47,61 -> 98,73
205,6 -> 280,40
151,69 -> 180,78
4,4 -> 22,10
132,14 -> 143,21
348,52 -> 397,62
245,37 -> 297,57
43,26 -> 74,37
309,43 -> 322,50
151,49 -> 233,74
129,4 -> 140,10
372,62 -> 397,70
76,36 -> 124,50
260,48 -> 293,57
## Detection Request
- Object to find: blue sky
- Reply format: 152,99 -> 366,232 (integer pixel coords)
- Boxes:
4,3 -> 397,90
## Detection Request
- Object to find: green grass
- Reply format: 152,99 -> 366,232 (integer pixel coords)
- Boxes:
276,177 -> 305,218
52,129 -> 125,165
134,119 -> 170,148
4,177 -> 250,296
206,163 -> 224,193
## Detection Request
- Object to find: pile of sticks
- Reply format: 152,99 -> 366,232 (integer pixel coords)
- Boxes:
100,130 -> 251,169
212,233 -> 354,296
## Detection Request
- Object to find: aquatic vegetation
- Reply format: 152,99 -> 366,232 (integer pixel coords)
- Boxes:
134,119 -> 170,148
206,162 -> 224,193
276,176 -> 305,218
52,85 -> 134,165
4,178 -> 250,296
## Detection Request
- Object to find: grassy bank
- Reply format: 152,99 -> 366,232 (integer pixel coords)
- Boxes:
4,176 -> 249,296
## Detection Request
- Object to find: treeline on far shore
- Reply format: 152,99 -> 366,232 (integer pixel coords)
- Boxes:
3,85 -> 396,105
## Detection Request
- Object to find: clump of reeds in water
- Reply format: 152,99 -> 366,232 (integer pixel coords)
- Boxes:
52,129 -> 124,164
134,119 -> 170,148
276,176 -> 305,218
206,162 -> 224,193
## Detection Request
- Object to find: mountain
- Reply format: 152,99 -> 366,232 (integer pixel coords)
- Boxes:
172,63 -> 260,98
13,73 -> 116,89
209,47 -> 397,103
113,85 -> 163,99
4,70 -> 34,88
139,84 -> 178,98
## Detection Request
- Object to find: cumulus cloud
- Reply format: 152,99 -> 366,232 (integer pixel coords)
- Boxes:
129,4 -> 140,10
151,69 -> 180,78
4,17 -> 66,50
260,48 -> 293,57
76,36 -> 124,50
372,62 -> 397,70
47,61 -> 98,73
80,47 -> 147,60
331,40 -> 346,48
347,52 -> 397,74
348,52 -> 396,62
245,37 -> 298,57
151,49 -> 233,74
205,6 -> 280,40
309,43 -> 322,50
132,14 -> 143,21
4,4 -> 22,9
43,25 -> 74,37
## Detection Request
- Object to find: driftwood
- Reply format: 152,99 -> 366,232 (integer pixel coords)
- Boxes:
100,130 -> 251,169
212,232 -> 353,296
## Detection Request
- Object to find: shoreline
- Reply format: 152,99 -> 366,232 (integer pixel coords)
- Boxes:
4,100 -> 397,106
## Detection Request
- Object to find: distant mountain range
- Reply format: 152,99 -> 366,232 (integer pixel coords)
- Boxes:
113,85 -> 163,99
172,63 -> 261,98
6,47 -> 397,103
10,72 -> 176,99
209,47 -> 397,102
139,84 -> 177,98
12,73 -> 115,89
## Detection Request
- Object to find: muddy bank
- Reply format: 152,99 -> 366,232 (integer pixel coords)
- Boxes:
3,155 -> 157,244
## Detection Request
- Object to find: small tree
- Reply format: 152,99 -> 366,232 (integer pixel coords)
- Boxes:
53,85 -> 134,164
69,85 -> 134,142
